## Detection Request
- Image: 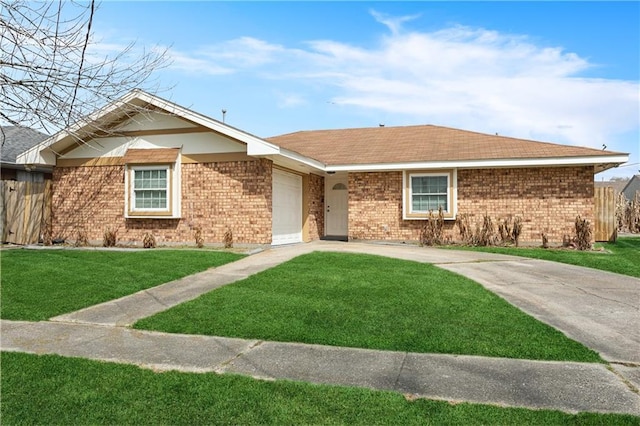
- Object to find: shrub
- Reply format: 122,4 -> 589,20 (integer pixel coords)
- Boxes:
477,214 -> 497,246
143,232 -> 156,249
497,216 -> 523,246
541,232 -> 549,249
103,227 -> 116,247
512,217 -> 523,247
419,207 -> 444,246
74,229 -> 89,247
615,191 -> 640,234
223,228 -> 233,249
574,215 -> 592,251
456,213 -> 473,244
194,227 -> 204,248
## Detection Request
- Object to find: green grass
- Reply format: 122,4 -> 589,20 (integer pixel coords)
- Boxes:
135,252 -> 601,362
443,236 -> 640,278
0,249 -> 244,321
3,352 -> 637,426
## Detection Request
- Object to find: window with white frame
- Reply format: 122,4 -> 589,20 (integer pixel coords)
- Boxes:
411,175 -> 448,212
403,170 -> 456,220
132,167 -> 169,211
123,148 -> 181,219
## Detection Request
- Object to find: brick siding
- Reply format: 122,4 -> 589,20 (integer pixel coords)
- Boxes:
348,166 -> 594,244
307,173 -> 324,240
52,159 -> 274,245
457,167 -> 593,243
52,162 -> 593,246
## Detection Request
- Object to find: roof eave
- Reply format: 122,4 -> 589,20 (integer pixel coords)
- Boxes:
325,154 -> 630,172
0,161 -> 53,173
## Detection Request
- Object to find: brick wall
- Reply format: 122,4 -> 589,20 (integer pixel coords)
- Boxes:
348,166 -> 593,244
307,173 -> 324,240
457,167 -> 593,243
52,159 -> 274,245
349,172 -> 434,241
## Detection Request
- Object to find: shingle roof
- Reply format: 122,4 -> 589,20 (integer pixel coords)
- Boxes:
266,124 -> 624,166
1,126 -> 49,163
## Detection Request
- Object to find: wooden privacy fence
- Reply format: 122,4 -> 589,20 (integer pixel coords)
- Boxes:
594,186 -> 616,242
1,180 -> 52,245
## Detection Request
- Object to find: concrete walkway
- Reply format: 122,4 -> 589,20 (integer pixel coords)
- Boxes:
2,241 -> 640,416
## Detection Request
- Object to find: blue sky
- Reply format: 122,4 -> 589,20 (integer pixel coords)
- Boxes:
93,1 -> 639,179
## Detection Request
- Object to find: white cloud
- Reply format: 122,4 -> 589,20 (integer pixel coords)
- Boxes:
369,9 -> 421,36
168,49 -> 234,75
164,18 -> 639,150
198,37 -> 288,68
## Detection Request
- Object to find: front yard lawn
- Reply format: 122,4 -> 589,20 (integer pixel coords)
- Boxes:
3,352 -> 636,425
443,237 -> 640,278
0,249 -> 244,321
135,252 -> 602,362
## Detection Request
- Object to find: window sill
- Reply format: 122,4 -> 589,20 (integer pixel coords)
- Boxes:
125,213 -> 181,219
403,214 -> 457,221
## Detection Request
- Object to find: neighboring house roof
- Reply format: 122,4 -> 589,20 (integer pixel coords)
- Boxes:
1,126 -> 52,173
622,175 -> 640,201
267,125 -> 628,172
1,126 -> 48,163
594,179 -> 628,193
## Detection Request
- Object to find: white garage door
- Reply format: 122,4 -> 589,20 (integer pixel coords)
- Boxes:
272,169 -> 303,245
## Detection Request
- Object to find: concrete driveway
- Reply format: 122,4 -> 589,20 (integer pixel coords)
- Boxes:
437,257 -> 640,365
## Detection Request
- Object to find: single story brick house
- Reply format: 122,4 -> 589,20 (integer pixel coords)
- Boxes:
17,90 -> 628,246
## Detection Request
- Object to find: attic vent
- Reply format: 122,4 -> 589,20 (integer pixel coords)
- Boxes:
332,183 -> 347,190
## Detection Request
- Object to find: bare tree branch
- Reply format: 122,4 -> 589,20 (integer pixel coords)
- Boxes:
0,0 -> 171,143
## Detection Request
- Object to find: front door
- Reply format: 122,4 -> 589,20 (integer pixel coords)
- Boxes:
325,175 -> 348,237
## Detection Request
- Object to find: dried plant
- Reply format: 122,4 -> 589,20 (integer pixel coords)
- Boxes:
223,228 -> 233,249
574,215 -> 592,251
419,207 -> 445,246
541,233 -> 549,249
562,234 -> 573,248
194,227 -> 204,248
103,227 -> 116,247
512,217 -> 523,247
456,213 -> 473,244
631,193 -> 640,233
143,232 -> 156,249
616,191 -> 640,233
498,217 -> 513,244
75,229 -> 89,247
615,191 -> 628,232
497,216 -> 523,247
477,214 -> 497,246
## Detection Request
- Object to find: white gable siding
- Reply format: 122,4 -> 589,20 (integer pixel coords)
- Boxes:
60,133 -> 245,160
116,112 -> 198,132
59,113 -> 246,160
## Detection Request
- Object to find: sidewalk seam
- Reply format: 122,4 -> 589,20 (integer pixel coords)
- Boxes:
392,352 -> 408,391
216,340 -> 264,373
608,365 -> 640,395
